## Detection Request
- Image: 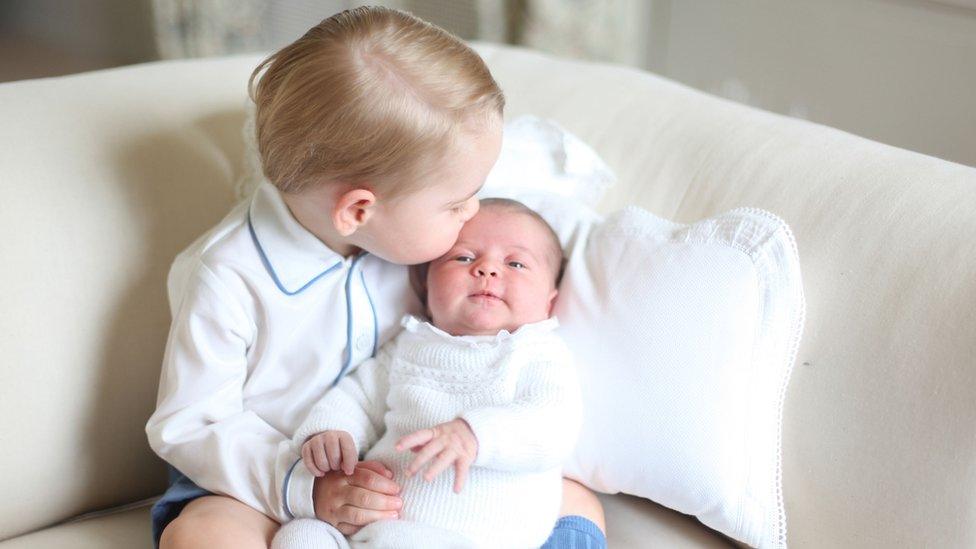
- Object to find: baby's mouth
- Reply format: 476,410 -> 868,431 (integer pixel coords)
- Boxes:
469,290 -> 503,302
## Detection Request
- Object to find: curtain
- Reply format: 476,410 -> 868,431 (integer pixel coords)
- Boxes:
153,0 -> 271,59
518,0 -> 650,67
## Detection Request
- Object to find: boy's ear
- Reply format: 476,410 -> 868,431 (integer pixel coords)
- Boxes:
332,188 -> 377,236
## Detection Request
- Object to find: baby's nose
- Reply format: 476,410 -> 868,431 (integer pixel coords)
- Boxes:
475,267 -> 498,278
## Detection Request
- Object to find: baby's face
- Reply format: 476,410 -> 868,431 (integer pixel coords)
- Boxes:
426,207 -> 559,336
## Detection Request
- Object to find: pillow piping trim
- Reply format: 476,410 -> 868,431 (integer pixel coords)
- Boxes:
732,206 -> 805,549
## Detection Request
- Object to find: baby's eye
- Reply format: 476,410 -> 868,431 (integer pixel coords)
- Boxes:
451,203 -> 468,214
454,256 -> 474,263
508,261 -> 526,269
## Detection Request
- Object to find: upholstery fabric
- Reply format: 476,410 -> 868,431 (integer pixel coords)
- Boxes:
1,42 -> 975,547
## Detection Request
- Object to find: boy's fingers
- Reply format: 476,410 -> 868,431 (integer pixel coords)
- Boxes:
325,435 -> 341,471
349,466 -> 401,495
422,450 -> 455,482
406,438 -> 444,477
454,460 -> 469,493
396,428 -> 434,452
344,486 -> 403,511
339,435 -> 358,475
337,505 -> 399,526
336,523 -> 361,536
301,443 -> 323,476
358,460 -> 394,479
311,442 -> 330,474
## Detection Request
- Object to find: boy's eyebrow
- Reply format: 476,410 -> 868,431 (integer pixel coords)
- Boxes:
447,183 -> 484,206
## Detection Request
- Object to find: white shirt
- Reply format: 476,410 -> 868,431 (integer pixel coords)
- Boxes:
295,315 -> 582,548
145,182 -> 421,523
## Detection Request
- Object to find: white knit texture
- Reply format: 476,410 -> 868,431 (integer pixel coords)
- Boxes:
293,315 -> 582,549
273,518 -> 350,549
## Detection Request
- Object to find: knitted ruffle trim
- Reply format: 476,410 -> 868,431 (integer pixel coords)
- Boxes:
399,315 -> 559,349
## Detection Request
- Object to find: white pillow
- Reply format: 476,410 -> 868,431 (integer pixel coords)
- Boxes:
555,206 -> 804,549
482,115 -> 615,205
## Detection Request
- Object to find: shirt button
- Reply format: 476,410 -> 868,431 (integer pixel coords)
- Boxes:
356,334 -> 371,352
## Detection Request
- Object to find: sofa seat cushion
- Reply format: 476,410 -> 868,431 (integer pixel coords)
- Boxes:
599,493 -> 734,547
0,495 -> 732,548
0,504 -> 154,549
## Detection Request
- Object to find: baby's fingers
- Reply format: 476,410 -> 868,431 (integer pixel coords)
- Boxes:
396,428 -> 435,452
338,433 -> 358,476
453,459 -> 470,493
325,434 -> 342,471
301,442 -> 324,477
422,450 -> 456,482
406,438 -> 444,477
310,440 -> 333,474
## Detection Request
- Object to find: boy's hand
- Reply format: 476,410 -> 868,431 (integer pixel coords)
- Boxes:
302,430 -> 359,476
313,460 -> 402,535
395,418 -> 478,493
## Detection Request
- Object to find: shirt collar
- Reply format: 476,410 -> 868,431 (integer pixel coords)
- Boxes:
247,181 -> 346,295
400,314 -> 560,347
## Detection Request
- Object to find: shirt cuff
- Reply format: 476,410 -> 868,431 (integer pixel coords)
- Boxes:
460,409 -> 500,468
284,458 -> 317,520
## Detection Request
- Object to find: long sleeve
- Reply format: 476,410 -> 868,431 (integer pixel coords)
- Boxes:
460,340 -> 582,473
292,345 -> 393,459
145,261 -> 300,523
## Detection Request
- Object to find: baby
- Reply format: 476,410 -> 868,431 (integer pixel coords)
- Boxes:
272,198 -> 582,548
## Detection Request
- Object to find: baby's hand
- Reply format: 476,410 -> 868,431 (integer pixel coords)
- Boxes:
302,430 -> 359,476
395,418 -> 478,493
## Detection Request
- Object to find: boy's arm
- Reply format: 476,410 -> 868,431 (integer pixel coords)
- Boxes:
460,341 -> 582,473
145,262 -> 310,523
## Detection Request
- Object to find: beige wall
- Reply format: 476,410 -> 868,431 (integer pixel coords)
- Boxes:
0,0 -> 155,81
647,0 -> 976,168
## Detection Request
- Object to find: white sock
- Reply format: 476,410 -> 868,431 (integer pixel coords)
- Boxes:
272,518 -> 351,549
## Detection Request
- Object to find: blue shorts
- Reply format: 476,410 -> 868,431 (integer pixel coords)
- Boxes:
150,466 -> 212,548
151,467 -> 607,549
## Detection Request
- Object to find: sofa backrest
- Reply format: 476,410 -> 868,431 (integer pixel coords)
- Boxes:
1,43 -> 974,547
0,56 -> 251,539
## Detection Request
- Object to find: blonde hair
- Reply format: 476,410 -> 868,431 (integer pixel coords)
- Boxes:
248,6 -> 505,196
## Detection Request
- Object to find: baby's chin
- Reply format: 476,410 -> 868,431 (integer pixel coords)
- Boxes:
429,307 -> 509,337
434,307 -> 548,337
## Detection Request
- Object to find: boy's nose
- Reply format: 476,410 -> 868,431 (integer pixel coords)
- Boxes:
474,265 -> 498,278
463,198 -> 481,222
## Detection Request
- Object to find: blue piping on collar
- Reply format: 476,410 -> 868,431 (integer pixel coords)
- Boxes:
247,211 -> 342,295
333,252 -> 369,387
362,268 -> 378,358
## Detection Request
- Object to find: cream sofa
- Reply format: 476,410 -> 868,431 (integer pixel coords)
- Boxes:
1,41 -> 974,548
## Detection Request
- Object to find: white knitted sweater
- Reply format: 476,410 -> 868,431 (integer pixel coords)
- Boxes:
294,315 -> 582,548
